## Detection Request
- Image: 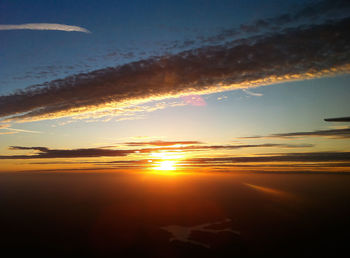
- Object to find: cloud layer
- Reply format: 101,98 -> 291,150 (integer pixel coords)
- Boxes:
1,15 -> 350,122
242,127 -> 350,139
0,142 -> 312,160
0,23 -> 90,33
197,0 -> 350,45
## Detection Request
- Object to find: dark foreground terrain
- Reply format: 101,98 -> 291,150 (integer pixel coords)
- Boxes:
0,171 -> 349,257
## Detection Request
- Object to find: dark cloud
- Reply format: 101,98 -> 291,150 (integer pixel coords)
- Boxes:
132,143 -> 313,154
0,146 -> 134,159
242,127 -> 350,139
172,143 -> 313,151
325,117 -> 350,122
0,142 -> 312,159
201,0 -> 350,44
189,152 -> 350,163
0,16 -> 349,122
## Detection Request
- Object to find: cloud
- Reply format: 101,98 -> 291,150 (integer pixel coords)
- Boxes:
325,117 -> 350,122
0,142 -> 312,159
0,123 -> 40,134
168,143 -> 313,151
5,128 -> 41,134
0,124 -> 10,129
129,143 -> 313,154
189,152 -> 350,163
124,140 -> 203,146
0,23 -> 90,33
242,127 -> 350,139
198,0 -> 350,44
27,152 -> 350,173
68,100 -> 186,122
0,131 -> 16,135
0,146 -> 134,159
1,16 -> 350,122
242,89 -> 263,97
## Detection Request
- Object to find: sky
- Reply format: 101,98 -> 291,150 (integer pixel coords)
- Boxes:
0,0 -> 350,173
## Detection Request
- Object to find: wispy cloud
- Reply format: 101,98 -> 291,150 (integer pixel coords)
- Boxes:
0,123 -> 40,134
242,127 -> 350,139
0,131 -> 16,135
0,23 -> 90,33
242,89 -> 263,97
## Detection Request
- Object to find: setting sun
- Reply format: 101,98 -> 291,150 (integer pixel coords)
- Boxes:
149,151 -> 185,171
153,160 -> 176,171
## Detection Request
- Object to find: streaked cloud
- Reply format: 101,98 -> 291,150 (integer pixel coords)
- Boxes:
242,89 -> 263,97
325,116 -> 350,122
0,124 -> 10,129
124,140 -> 203,146
1,146 -> 134,159
242,127 -> 350,139
0,131 -> 16,135
25,151 -> 350,173
0,142 -> 313,160
0,15 -> 349,123
0,23 -> 90,33
189,152 -> 350,163
0,123 -> 41,134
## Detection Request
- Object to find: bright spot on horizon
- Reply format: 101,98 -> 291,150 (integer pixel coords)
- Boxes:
154,160 -> 176,171
150,151 -> 185,171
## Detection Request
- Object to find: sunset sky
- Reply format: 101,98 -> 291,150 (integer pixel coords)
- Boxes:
1,0 -> 350,173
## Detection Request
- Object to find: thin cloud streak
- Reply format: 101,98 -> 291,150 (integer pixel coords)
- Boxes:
0,123 -> 40,134
242,127 -> 350,139
325,117 -> 350,122
0,23 -> 90,33
124,140 -> 203,146
242,89 -> 263,97
189,152 -> 350,163
1,146 -> 134,159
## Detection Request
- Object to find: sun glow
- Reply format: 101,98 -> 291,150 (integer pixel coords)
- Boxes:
150,151 -> 184,172
154,160 -> 176,171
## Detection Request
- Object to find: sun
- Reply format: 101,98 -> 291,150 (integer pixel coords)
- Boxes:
149,151 -> 184,172
154,160 -> 176,171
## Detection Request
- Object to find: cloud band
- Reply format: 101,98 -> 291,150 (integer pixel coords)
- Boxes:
1,18 -> 350,122
0,23 -> 90,33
